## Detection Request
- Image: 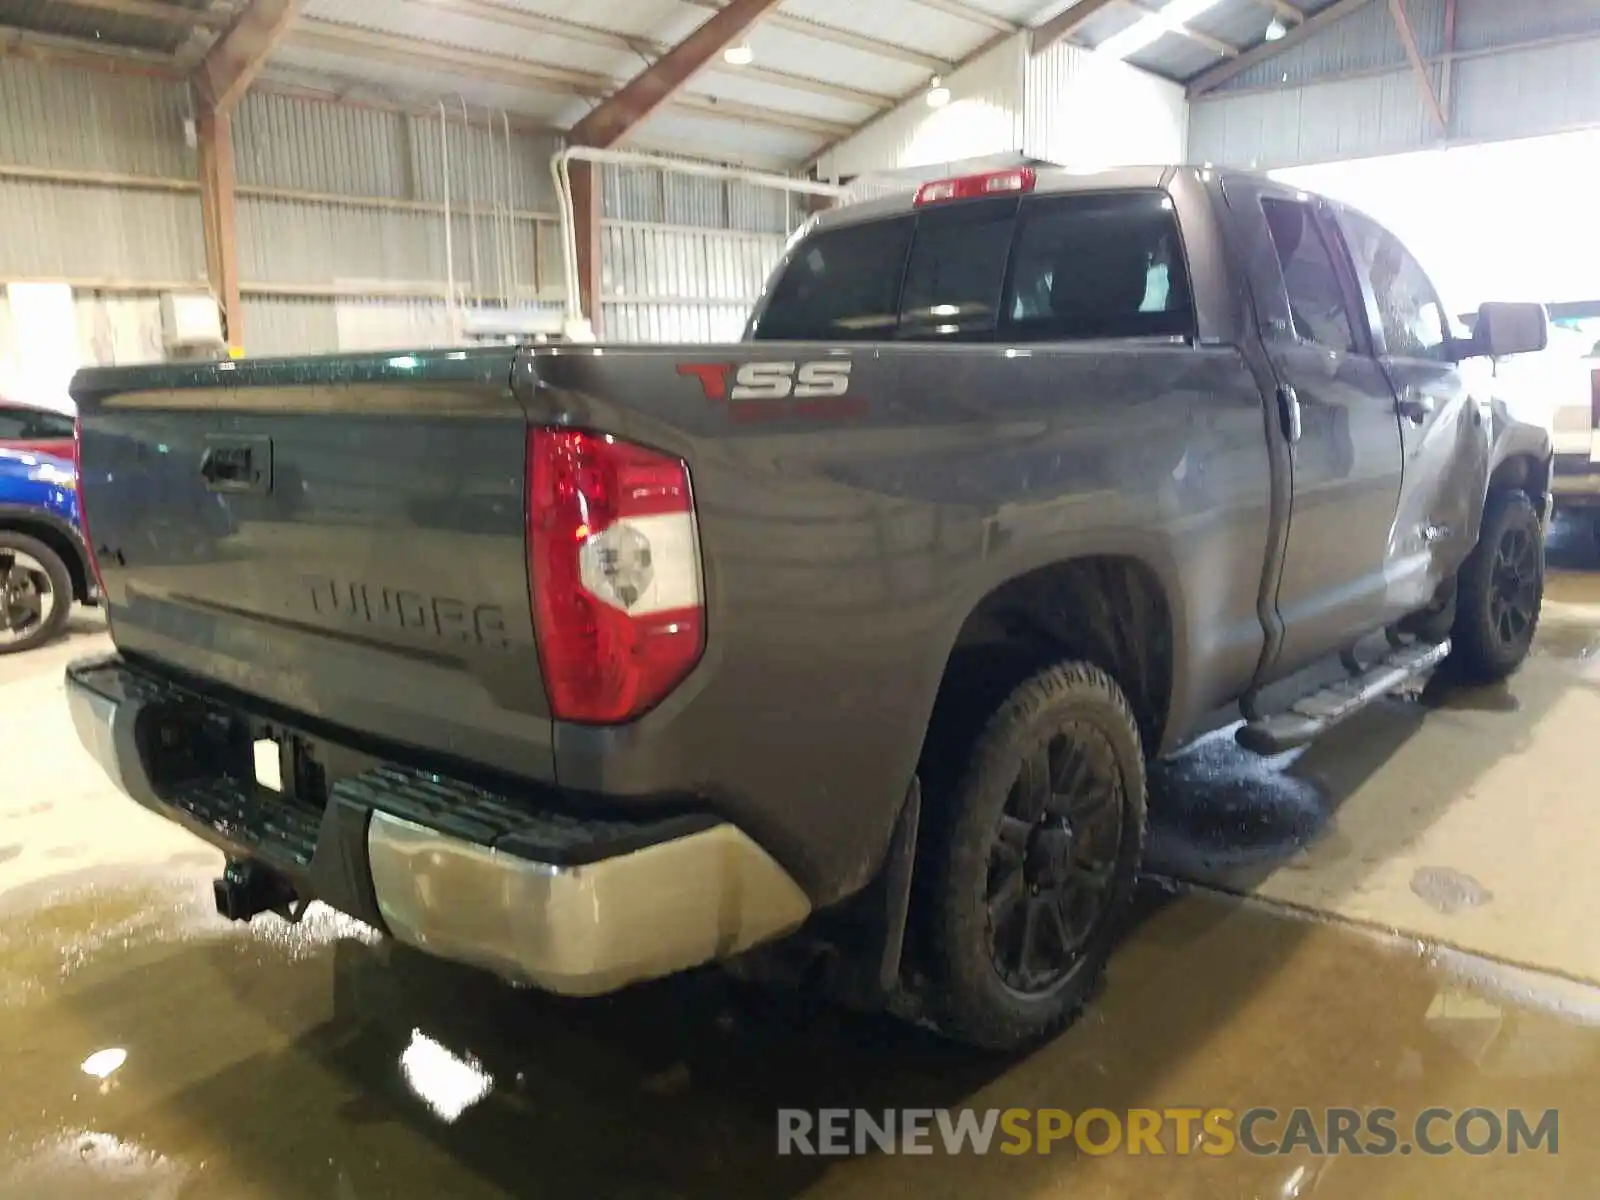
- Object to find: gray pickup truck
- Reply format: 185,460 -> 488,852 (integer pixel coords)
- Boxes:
66,165 -> 1551,1050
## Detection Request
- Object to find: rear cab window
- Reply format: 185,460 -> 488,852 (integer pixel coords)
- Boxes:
750,188 -> 1195,344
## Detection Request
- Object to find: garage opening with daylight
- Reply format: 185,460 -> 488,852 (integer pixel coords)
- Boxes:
3,0 -> 1600,1196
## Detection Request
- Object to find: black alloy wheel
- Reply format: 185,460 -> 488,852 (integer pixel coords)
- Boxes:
1488,522 -> 1540,651
986,725 -> 1125,997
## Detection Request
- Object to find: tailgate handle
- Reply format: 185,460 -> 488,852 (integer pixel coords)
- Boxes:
200,437 -> 272,493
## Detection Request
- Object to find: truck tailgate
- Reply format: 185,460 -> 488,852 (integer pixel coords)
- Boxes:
71,350 -> 556,779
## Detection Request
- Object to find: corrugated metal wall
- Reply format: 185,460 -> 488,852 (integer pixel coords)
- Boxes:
0,57 -> 820,360
0,59 -> 203,291
598,163 -> 798,342
1024,39 -> 1188,167
233,91 -> 565,355
1191,0 -> 1600,169
811,35 -> 1028,181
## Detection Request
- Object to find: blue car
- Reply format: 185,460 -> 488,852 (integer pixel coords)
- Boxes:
0,446 -> 96,654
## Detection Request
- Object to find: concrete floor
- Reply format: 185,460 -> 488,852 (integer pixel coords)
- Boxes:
6,525 -> 1600,1198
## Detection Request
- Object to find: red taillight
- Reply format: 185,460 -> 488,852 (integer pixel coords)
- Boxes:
914,168 -> 1036,206
527,429 -> 705,725
72,418 -> 106,595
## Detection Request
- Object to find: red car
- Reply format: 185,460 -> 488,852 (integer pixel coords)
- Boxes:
0,399 -> 75,460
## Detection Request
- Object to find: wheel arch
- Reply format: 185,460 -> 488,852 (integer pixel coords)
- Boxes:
0,507 -> 91,603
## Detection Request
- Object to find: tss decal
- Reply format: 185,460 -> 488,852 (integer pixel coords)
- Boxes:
677,360 -> 853,402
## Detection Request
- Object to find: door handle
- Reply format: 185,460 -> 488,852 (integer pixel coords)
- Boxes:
1277,384 -> 1302,445
1397,393 -> 1435,424
199,436 -> 272,494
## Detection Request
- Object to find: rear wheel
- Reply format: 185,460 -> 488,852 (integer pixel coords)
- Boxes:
922,662 -> 1146,1050
0,532 -> 73,655
1450,491 -> 1544,682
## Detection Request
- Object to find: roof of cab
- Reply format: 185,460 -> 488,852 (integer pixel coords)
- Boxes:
815,165 -> 1188,232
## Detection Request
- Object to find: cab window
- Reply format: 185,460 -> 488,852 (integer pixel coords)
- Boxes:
1340,210 -> 1450,361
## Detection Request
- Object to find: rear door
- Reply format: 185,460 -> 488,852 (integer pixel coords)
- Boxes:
1335,207 -> 1488,615
1227,179 -> 1407,674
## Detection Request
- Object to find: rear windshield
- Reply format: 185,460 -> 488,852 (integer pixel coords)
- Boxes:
750,189 -> 1193,344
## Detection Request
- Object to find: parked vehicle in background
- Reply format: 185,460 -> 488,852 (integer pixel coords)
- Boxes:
66,166 -> 1552,1050
0,398 -> 76,460
1517,324 -> 1600,532
0,446 -> 92,654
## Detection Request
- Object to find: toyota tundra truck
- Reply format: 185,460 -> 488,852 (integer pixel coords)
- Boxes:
66,166 -> 1552,1049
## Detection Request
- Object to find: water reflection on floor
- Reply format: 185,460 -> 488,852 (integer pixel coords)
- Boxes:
6,522 -> 1600,1197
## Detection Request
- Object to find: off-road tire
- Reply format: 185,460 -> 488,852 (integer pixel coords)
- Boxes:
1450,490 -> 1544,683
0,531 -> 73,655
921,661 -> 1147,1051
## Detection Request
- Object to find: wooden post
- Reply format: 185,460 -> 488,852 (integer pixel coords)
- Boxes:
569,159 -> 603,337
196,103 -> 242,349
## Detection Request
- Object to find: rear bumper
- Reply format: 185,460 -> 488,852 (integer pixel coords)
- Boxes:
1551,454 -> 1600,507
65,655 -> 810,996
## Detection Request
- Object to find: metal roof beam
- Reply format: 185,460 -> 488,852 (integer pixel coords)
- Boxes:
1187,0 -> 1377,95
1387,0 -> 1446,133
195,0 -> 303,111
567,0 -> 786,148
1031,0 -> 1122,56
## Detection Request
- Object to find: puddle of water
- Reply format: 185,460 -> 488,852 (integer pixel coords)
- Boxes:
0,869 -> 1595,1199
1411,866 -> 1495,914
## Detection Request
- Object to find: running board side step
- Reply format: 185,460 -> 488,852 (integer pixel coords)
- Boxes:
1236,640 -> 1450,755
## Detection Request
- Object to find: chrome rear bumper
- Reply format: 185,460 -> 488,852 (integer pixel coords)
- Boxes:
66,655 -> 811,996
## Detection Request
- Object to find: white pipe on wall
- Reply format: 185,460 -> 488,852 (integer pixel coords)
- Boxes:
438,102 -> 457,343
549,146 -> 847,324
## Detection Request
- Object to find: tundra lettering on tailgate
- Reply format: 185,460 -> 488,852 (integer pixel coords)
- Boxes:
677,360 -> 864,422
305,575 -> 510,649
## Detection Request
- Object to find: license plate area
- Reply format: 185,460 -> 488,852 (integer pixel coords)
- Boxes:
246,725 -> 328,809
254,738 -> 283,793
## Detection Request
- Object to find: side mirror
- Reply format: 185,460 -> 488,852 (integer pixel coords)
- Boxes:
1469,301 -> 1549,359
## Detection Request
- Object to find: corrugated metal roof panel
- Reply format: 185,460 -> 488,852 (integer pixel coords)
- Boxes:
262,47 -> 573,122
630,111 -> 827,171
1127,35 -> 1227,82
297,1 -> 636,77
778,0 -> 1001,60
0,0 -> 209,54
739,23 -> 930,95
687,69 -> 883,127
465,0 -> 694,39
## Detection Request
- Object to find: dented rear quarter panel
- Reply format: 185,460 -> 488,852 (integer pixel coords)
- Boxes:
519,337 -> 1275,903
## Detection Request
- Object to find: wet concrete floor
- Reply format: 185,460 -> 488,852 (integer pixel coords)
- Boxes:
5,521 -> 1600,1198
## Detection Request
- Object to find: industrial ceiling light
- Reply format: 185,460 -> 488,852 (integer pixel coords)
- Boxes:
1264,17 -> 1287,40
926,76 -> 951,108
1095,0 -> 1226,61
723,41 -> 753,65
